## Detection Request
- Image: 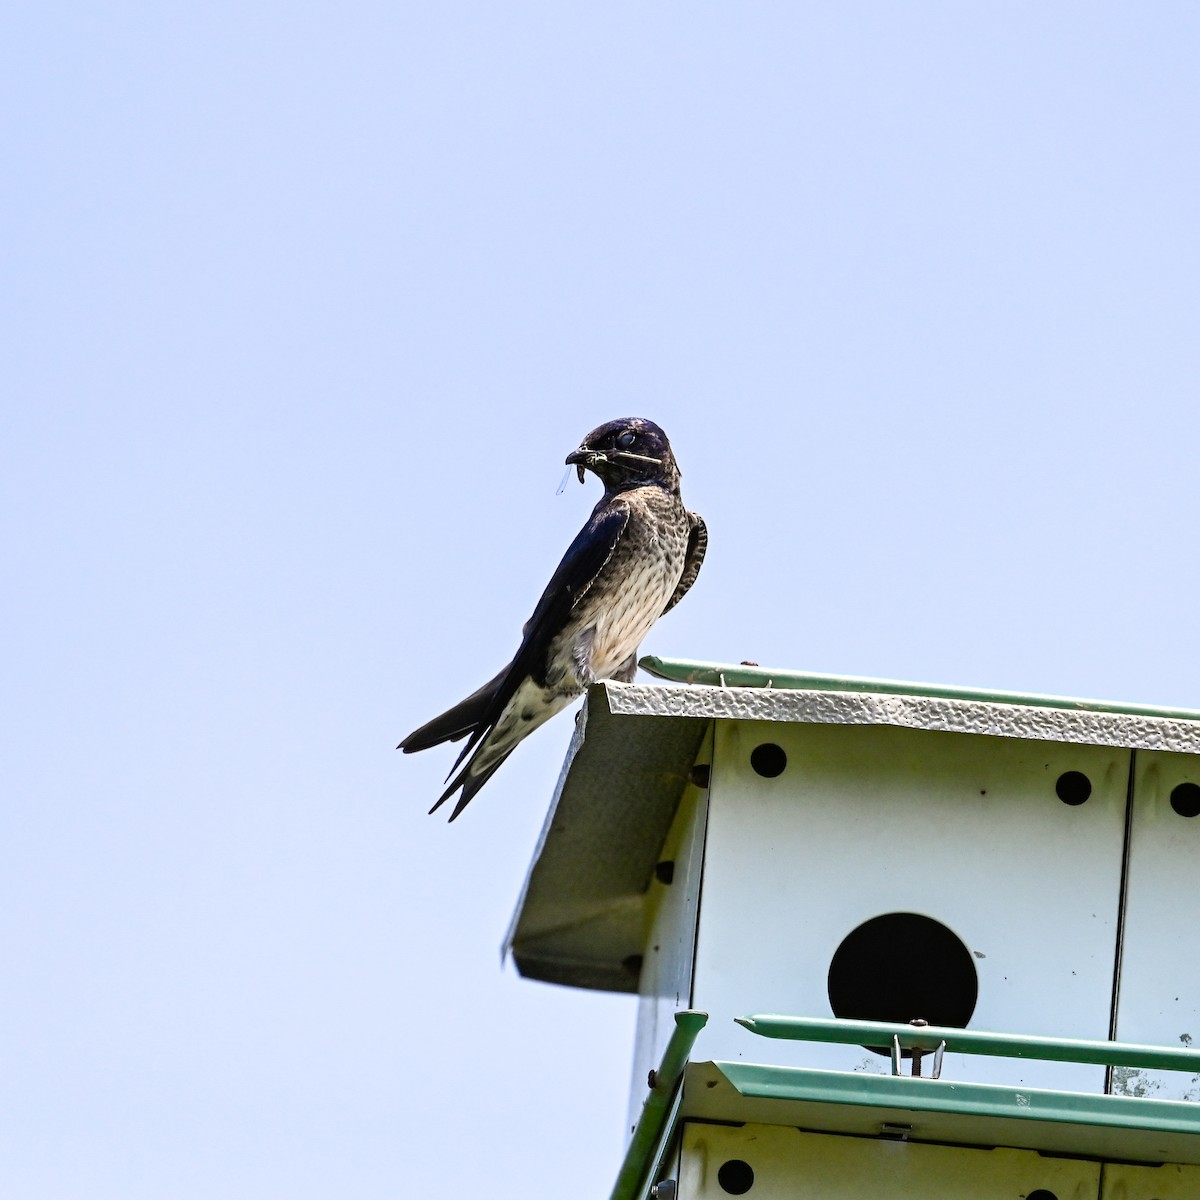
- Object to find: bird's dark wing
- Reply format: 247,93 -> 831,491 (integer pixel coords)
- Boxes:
661,510 -> 707,615
508,497 -> 631,688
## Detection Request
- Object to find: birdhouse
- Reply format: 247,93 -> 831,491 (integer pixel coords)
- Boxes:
506,657 -> 1200,1200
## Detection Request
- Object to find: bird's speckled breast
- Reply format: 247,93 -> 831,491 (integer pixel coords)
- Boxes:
559,485 -> 690,685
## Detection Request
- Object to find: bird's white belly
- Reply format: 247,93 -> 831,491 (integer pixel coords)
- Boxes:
586,555 -> 678,679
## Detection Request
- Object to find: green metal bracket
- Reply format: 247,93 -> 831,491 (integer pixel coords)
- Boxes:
640,655 -> 1200,723
736,1014 -> 1200,1074
715,1062 -> 1200,1137
610,1010 -> 709,1200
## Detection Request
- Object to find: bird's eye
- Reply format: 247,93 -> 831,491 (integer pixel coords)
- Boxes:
617,430 -> 636,449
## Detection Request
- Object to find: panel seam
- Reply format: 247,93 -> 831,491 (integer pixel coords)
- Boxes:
1105,748 -> 1137,1093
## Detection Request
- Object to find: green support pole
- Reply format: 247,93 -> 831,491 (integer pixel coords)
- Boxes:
610,1010 -> 709,1200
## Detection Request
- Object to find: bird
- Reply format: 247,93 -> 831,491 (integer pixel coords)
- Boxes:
399,417 -> 707,821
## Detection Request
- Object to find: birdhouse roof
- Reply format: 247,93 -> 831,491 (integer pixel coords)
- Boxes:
505,656 -> 1200,994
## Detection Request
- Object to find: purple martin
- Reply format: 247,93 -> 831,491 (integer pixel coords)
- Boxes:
400,417 -> 707,821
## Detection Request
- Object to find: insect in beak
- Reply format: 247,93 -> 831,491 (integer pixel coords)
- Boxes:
565,447 -> 607,483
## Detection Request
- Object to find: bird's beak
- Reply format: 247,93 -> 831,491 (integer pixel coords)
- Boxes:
565,446 -> 606,484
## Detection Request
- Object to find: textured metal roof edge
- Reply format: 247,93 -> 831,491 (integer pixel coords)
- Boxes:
606,680 -> 1200,754
641,655 -> 1200,724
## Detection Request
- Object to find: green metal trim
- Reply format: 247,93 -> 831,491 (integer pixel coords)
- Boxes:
640,656 -> 1200,724
715,1062 -> 1200,1136
610,1010 -> 709,1200
736,1015 -> 1200,1074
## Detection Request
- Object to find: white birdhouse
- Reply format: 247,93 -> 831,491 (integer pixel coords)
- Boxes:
507,658 -> 1200,1199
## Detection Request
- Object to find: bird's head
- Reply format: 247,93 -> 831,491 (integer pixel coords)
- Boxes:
565,418 -> 680,494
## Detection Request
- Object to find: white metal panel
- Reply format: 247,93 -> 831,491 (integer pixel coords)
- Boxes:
1112,749 -> 1200,1101
628,755 -> 711,1131
677,1121 -> 1100,1199
690,722 -> 1129,1092
1102,1160 -> 1200,1198
509,677 -> 1200,993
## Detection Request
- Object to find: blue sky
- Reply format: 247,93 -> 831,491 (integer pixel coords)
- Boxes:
4,4 -> 1200,1196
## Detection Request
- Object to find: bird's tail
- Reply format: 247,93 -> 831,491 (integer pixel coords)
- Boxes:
399,668 -> 515,820
397,668 -> 507,754
430,741 -> 516,821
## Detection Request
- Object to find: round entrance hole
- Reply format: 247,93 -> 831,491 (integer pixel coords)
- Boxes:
1055,770 -> 1092,806
827,912 -> 978,1054
1170,782 -> 1200,818
717,1159 -> 755,1195
750,742 -> 787,778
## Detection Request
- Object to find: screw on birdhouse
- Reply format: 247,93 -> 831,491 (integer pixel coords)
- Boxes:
650,1181 -> 677,1200
890,1019 -> 945,1078
906,1020 -> 950,1081
910,1019 -> 928,1077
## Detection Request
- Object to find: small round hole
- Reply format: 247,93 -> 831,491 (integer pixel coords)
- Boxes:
717,1159 -> 755,1195
1055,771 -> 1091,806
1026,1191 -> 1058,1200
750,743 -> 786,778
1170,782 -> 1200,818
